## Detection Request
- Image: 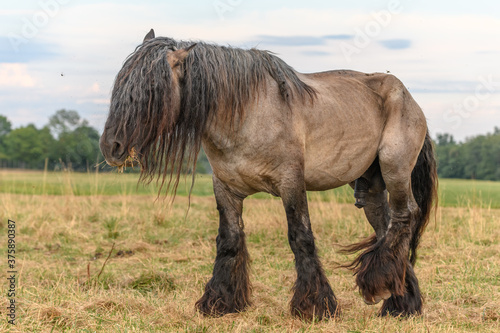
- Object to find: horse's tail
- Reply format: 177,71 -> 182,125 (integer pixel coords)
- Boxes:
409,130 -> 438,265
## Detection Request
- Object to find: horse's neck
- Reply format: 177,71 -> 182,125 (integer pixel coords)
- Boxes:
201,75 -> 284,154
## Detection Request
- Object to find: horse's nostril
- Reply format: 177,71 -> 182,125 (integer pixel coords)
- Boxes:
112,142 -> 120,153
111,141 -> 125,158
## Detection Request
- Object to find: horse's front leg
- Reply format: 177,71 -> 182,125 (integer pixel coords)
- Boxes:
281,178 -> 339,320
195,176 -> 251,316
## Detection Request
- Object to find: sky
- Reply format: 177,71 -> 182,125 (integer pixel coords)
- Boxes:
1,0 -> 500,142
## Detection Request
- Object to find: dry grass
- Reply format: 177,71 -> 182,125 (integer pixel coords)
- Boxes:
0,179 -> 499,332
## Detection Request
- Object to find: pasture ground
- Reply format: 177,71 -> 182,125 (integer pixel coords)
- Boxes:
0,170 -> 499,332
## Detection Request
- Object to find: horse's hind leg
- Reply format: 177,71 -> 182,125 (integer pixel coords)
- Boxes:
354,168 -> 423,316
352,129 -> 425,316
280,170 -> 339,320
195,176 -> 251,316
347,75 -> 428,316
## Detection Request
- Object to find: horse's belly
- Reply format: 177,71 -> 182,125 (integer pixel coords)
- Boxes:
303,133 -> 381,191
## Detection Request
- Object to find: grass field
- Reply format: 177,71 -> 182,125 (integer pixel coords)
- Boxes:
2,169 -> 500,208
0,169 -> 499,332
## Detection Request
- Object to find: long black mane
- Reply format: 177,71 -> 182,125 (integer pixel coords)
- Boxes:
110,37 -> 316,194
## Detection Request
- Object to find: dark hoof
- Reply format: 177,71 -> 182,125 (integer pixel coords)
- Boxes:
363,289 -> 391,305
195,298 -> 230,317
195,287 -> 249,317
350,241 -> 407,305
291,290 -> 340,321
379,265 -> 423,317
379,294 -> 422,317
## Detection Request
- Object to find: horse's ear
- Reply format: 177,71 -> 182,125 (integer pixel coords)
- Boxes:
143,29 -> 155,43
167,43 -> 197,68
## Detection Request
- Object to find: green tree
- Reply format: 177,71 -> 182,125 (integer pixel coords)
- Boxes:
435,133 -> 464,179
0,111 -> 103,171
53,123 -> 102,171
47,110 -> 102,171
435,129 -> 500,181
0,115 -> 11,137
475,132 -> 500,180
0,115 -> 12,160
48,109 -> 83,137
4,124 -> 55,168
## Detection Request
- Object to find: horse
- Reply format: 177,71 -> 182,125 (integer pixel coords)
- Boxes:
100,29 -> 438,320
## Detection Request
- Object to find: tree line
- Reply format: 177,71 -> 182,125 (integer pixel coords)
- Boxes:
434,128 -> 500,181
0,110 -> 101,171
0,110 -> 211,173
0,110 -> 498,180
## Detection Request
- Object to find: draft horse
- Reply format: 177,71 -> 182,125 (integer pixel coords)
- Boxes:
100,29 -> 438,320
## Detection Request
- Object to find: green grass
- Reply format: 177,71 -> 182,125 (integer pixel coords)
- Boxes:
0,169 -> 214,197
1,169 -> 499,208
438,178 -> 500,208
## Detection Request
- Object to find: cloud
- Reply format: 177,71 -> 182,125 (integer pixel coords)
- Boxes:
475,50 -> 500,55
0,63 -> 35,87
378,39 -> 412,50
0,2 -> 499,142
253,35 -> 326,46
251,34 -> 353,48
0,36 -> 56,62
76,98 -> 109,105
301,50 -> 331,57
0,107 -> 47,127
323,34 -> 353,40
90,82 -> 100,94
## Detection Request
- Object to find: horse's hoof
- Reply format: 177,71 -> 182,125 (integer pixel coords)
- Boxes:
291,303 -> 340,321
291,292 -> 340,321
363,290 -> 392,305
